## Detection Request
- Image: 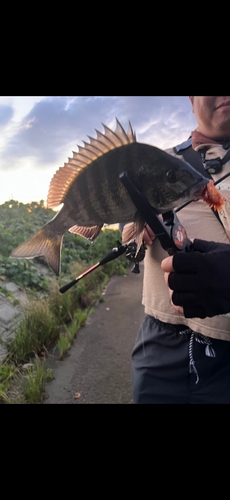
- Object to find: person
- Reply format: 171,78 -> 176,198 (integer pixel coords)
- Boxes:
129,96 -> 230,404
161,238 -> 230,319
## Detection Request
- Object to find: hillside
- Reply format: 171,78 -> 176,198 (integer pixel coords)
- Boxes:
0,200 -> 131,403
0,199 -> 127,291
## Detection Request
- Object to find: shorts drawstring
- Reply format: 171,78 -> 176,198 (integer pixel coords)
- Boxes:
188,332 -> 199,384
179,328 -> 216,384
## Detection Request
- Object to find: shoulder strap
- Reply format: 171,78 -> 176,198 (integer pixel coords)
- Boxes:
173,138 -> 210,178
174,138 -> 224,227
174,138 -> 230,175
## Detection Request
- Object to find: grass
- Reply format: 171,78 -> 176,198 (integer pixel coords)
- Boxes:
1,271 -> 109,402
7,299 -> 60,364
2,357 -> 54,404
0,233 -> 129,404
58,310 -> 88,359
0,362 -> 18,403
57,336 -> 71,360
22,357 -> 54,404
47,261 -> 111,331
0,206 -> 131,403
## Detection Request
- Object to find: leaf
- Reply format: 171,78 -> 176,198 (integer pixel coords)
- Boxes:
74,392 -> 81,399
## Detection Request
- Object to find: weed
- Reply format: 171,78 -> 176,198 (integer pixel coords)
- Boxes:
0,202 -> 129,402
58,335 -> 71,360
22,357 -> 54,404
7,299 -> 59,363
0,362 -> 18,402
57,309 -> 88,359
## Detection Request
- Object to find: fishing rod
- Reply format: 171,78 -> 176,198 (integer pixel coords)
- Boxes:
59,239 -> 146,294
60,169 -> 229,294
59,243 -> 127,294
59,172 -> 190,294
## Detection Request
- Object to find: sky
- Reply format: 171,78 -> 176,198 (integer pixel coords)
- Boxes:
0,96 -> 197,206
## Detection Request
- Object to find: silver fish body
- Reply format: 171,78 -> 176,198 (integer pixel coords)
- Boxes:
11,119 -> 209,275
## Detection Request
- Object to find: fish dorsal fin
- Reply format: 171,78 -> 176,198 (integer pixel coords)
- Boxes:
47,119 -> 136,209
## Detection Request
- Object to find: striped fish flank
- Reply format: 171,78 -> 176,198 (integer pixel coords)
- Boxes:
11,118 -> 210,275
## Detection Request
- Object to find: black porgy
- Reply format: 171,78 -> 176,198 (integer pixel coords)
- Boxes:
11,119 -> 209,275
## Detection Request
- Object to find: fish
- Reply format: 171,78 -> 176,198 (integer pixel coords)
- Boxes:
10,118 -> 213,276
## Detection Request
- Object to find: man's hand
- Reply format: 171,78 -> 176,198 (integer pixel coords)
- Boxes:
161,239 -> 230,319
143,224 -> 156,245
161,257 -> 185,315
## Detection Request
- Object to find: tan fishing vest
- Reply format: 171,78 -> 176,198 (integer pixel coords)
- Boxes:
142,143 -> 230,341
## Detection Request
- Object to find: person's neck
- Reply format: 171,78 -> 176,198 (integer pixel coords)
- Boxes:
191,129 -> 230,149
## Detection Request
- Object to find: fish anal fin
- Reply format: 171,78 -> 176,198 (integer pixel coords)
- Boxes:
68,224 -> 103,241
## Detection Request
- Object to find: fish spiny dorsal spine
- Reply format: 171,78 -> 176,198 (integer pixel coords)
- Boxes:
47,119 -> 136,209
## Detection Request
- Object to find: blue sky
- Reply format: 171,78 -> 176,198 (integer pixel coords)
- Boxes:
0,96 -> 197,205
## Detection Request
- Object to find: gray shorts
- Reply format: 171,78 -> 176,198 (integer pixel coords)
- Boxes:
132,315 -> 230,404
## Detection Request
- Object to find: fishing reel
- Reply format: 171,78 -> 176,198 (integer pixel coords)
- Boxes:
124,240 -> 146,274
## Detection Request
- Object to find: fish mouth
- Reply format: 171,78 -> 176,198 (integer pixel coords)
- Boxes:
182,178 -> 209,201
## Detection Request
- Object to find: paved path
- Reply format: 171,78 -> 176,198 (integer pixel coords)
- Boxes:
44,267 -> 144,404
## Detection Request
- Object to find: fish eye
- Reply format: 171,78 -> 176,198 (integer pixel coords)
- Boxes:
166,169 -> 179,183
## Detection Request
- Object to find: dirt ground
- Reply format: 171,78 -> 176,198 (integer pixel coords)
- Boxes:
43,266 -> 144,404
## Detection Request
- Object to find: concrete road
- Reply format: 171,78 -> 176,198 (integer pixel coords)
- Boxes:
44,267 -> 144,404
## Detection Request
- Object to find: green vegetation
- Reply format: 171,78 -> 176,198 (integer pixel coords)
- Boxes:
0,362 -> 18,402
58,310 -> 88,359
3,357 -> 54,405
0,199 -> 129,403
7,299 -> 60,364
21,357 -> 54,405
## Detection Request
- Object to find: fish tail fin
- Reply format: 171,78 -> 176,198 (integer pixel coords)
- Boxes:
10,227 -> 63,276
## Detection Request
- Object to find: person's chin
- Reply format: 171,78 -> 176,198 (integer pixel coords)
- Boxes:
215,110 -> 230,132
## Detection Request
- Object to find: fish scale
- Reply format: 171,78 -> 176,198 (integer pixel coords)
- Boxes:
10,119 -> 215,276
78,161 -> 105,224
89,155 -> 112,222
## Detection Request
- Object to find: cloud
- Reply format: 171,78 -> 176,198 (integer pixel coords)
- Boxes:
1,96 -> 197,172
0,96 -> 200,204
0,104 -> 14,127
102,96 -> 197,148
3,96 -> 119,165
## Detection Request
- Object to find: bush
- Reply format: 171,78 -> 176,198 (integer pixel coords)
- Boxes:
0,200 -> 132,402
7,300 -> 59,363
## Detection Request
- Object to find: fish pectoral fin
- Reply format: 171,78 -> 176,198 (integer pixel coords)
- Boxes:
10,228 -> 63,276
68,224 -> 103,241
121,221 -> 145,246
